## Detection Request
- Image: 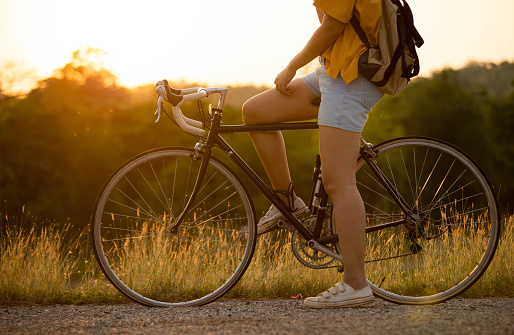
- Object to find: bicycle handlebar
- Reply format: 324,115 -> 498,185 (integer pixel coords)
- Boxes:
155,80 -> 229,138
155,80 -> 207,137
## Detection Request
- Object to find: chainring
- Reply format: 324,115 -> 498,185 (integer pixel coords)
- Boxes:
291,216 -> 340,269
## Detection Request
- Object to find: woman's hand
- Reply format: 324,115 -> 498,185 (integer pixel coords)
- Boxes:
274,65 -> 297,95
273,12 -> 344,96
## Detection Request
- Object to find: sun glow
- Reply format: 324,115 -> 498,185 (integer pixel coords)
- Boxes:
1,0 -> 513,92
1,0 -> 315,90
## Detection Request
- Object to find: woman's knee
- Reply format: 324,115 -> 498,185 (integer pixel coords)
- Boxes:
242,97 -> 260,125
242,80 -> 319,125
321,173 -> 357,200
242,90 -> 278,125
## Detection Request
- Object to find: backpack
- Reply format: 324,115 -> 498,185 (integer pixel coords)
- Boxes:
350,0 -> 424,96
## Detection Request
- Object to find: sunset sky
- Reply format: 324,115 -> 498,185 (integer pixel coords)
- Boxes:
1,0 -> 513,92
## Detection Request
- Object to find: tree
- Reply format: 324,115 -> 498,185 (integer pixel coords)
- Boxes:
1,57 -> 513,228
0,48 -> 129,225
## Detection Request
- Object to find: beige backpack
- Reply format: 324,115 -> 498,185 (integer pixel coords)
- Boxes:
350,0 -> 424,96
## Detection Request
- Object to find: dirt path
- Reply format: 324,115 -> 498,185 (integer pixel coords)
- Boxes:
1,298 -> 513,334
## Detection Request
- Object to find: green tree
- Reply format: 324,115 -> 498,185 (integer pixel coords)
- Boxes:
0,48 -> 129,225
364,63 -> 514,214
1,56 -> 513,229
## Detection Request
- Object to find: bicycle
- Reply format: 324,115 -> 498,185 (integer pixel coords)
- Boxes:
91,81 -> 500,307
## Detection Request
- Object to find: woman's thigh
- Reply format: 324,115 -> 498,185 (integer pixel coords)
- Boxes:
242,78 -> 320,125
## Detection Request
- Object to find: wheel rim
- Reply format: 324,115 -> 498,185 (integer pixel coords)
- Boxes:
92,149 -> 256,306
356,138 -> 499,304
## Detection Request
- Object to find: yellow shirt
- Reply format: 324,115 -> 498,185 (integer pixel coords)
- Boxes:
313,0 -> 382,83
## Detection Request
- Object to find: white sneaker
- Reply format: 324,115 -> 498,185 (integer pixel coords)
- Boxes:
303,281 -> 374,308
257,197 -> 309,234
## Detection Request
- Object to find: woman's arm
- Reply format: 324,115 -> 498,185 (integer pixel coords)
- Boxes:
317,8 -> 324,24
274,13 -> 345,95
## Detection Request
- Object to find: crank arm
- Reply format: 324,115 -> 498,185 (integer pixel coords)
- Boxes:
308,240 -> 343,263
276,219 -> 296,232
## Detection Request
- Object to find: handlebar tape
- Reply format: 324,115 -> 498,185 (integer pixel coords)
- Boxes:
172,106 -> 205,137
155,80 -> 206,137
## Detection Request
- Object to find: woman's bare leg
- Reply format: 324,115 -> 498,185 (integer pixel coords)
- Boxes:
318,125 -> 367,290
242,78 -> 319,196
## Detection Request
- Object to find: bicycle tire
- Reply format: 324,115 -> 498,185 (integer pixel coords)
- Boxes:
348,137 -> 499,304
91,147 -> 257,307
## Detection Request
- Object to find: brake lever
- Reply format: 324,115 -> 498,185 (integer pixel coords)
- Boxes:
155,96 -> 165,123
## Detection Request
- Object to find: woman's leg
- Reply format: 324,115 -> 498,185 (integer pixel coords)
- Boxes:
242,78 -> 319,196
318,125 -> 367,290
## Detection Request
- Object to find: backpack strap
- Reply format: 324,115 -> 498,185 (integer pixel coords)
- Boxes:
376,44 -> 404,87
401,0 -> 424,48
394,0 -> 423,79
350,16 -> 371,49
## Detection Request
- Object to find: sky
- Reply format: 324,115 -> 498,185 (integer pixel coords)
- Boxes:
1,0 -> 513,92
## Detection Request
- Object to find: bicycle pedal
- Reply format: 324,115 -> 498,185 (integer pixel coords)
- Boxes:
276,219 -> 295,232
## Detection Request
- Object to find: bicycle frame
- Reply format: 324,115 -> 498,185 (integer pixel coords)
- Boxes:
170,107 -> 415,262
92,82 -> 500,307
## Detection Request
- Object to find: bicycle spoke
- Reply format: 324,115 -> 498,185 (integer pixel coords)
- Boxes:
170,157 -> 178,218
356,138 -> 499,304
399,148 -> 416,203
110,189 -> 155,220
180,228 -> 247,248
416,151 -> 442,205
359,180 -> 397,206
432,240 -> 469,282
124,175 -> 159,219
93,149 -> 255,306
183,159 -> 193,208
178,234 -> 235,283
190,179 -> 230,211
149,161 -> 172,213
113,231 -> 169,278
431,238 -> 479,266
429,158 -> 456,205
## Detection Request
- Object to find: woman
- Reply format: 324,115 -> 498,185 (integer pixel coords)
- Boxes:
242,0 -> 384,308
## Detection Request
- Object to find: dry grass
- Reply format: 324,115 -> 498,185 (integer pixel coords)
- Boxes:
0,213 -> 512,305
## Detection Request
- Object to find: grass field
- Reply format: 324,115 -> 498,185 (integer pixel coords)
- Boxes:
0,213 -> 512,305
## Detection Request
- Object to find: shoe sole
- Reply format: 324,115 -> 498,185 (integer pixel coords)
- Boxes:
303,295 -> 374,309
257,207 -> 309,235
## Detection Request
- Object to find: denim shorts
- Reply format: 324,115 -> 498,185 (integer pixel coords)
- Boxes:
302,66 -> 384,132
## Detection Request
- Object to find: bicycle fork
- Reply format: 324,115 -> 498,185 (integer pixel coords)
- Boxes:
168,144 -> 211,233
168,113 -> 222,233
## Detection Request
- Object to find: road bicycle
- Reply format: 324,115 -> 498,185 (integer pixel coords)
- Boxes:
91,81 -> 500,307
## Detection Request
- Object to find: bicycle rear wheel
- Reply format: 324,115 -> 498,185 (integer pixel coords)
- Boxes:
91,147 -> 256,307
355,137 -> 500,304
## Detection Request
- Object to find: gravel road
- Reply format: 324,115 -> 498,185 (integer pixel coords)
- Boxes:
1,298 -> 513,334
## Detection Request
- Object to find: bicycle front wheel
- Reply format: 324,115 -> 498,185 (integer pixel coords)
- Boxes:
91,147 -> 256,307
356,137 -> 500,304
